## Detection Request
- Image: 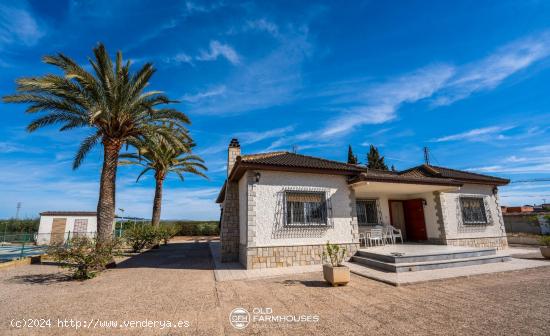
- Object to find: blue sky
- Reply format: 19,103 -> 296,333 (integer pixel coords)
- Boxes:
1,0 -> 549,219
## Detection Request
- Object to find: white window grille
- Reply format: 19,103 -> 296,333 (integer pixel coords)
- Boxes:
460,197 -> 488,225
285,191 -> 328,227
356,199 -> 379,226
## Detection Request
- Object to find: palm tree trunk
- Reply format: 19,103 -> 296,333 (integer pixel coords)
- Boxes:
97,138 -> 122,241
151,176 -> 164,226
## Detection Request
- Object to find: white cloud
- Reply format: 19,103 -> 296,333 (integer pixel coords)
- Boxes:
188,26 -> 311,115
182,86 -> 226,103
237,126 -> 294,145
245,18 -> 280,37
197,126 -> 294,155
183,1 -> 224,15
197,40 -> 240,65
165,52 -> 194,65
528,144 -> 550,153
0,3 -> 44,46
321,65 -> 455,137
433,32 -> 550,106
433,126 -> 514,142
467,155 -> 550,174
287,31 -> 550,145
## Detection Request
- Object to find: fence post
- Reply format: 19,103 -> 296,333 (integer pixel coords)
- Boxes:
19,242 -> 25,259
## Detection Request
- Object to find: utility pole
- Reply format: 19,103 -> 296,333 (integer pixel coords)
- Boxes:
15,202 -> 21,220
423,147 -> 430,165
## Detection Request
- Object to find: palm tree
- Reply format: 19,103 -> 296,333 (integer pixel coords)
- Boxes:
3,43 -> 190,242
120,134 -> 207,226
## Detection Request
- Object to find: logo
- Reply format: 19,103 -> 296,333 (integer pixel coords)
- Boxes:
229,308 -> 250,330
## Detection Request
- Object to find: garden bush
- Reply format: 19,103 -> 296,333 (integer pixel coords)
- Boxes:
163,221 -> 219,236
158,225 -> 178,245
47,237 -> 121,280
123,225 -> 161,252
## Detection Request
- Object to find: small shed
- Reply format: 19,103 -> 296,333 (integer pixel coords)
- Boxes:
37,211 -> 98,245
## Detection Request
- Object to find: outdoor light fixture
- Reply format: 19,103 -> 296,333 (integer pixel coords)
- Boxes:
255,172 -> 261,183
422,199 -> 427,206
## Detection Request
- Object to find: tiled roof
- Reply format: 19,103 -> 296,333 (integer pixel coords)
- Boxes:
240,151 -> 364,172
217,153 -> 509,203
400,164 -> 509,185
40,211 -> 97,217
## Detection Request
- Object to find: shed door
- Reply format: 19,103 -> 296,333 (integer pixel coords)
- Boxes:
51,218 -> 66,244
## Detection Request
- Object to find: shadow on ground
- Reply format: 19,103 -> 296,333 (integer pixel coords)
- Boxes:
116,241 -> 214,270
6,273 -> 72,285
279,279 -> 331,287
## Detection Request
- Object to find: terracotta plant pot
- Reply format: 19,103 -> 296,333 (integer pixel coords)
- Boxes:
323,264 -> 350,287
540,246 -> 550,259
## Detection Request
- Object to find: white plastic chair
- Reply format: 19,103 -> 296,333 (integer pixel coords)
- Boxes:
382,226 -> 394,244
366,228 -> 384,247
386,225 -> 403,244
359,232 -> 367,247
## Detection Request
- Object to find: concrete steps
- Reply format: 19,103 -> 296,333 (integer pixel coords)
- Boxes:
351,247 -> 512,273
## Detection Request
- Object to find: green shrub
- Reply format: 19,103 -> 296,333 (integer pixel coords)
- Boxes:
123,225 -> 160,252
540,235 -> 550,247
47,237 -> 121,280
321,241 -> 347,267
158,225 -> 178,245
0,218 -> 39,233
161,221 -> 219,236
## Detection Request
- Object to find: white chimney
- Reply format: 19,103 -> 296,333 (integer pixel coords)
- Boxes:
227,138 -> 241,176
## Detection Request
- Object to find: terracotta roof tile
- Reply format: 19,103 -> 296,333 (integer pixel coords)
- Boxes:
240,151 -> 364,172
400,164 -> 509,185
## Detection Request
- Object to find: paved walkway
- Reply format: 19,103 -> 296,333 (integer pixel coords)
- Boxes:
1,241 -> 549,335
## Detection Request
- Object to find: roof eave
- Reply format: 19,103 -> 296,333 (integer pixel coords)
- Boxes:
348,174 -> 463,187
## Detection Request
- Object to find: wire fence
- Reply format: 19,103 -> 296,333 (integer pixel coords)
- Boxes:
0,231 -> 117,262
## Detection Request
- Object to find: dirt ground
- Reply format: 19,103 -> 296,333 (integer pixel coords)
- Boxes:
1,241 -> 549,336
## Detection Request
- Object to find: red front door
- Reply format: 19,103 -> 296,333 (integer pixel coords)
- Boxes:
403,199 -> 427,241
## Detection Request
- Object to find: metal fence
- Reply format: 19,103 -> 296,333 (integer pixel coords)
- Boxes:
0,230 -> 130,246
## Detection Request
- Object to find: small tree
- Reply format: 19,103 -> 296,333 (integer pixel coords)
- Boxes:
47,237 -> 121,280
347,145 -> 358,164
366,145 -> 388,170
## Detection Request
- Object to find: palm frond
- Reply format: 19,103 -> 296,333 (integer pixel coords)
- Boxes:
73,131 -> 102,169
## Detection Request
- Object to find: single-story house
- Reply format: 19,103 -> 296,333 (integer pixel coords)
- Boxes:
37,211 -> 98,244
216,139 -> 510,269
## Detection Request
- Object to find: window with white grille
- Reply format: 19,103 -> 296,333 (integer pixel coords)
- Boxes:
356,199 -> 379,226
285,192 -> 327,226
460,197 -> 488,225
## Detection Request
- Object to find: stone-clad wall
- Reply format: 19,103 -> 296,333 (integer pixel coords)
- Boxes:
220,181 -> 240,262
242,243 -> 359,269
445,237 -> 508,250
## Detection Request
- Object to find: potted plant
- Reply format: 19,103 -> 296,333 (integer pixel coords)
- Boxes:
321,241 -> 350,286
540,235 -> 550,259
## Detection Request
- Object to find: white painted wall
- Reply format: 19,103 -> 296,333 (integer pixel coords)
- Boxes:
440,184 -> 506,239
238,174 -> 248,245
251,171 -> 354,247
37,215 -> 97,244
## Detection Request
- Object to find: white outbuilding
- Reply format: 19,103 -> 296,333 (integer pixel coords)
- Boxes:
37,211 -> 98,245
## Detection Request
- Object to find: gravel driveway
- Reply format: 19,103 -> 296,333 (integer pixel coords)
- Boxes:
1,241 -> 549,336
